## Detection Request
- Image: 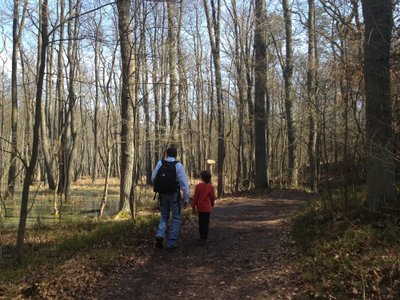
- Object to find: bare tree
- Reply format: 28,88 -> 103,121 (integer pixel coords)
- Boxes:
361,0 -> 397,210
56,0 -> 65,193
307,0 -> 318,192
99,44 -> 118,217
177,1 -> 187,164
139,1 -> 152,185
225,0 -> 253,191
244,8 -> 255,184
7,0 -> 28,199
16,0 -> 48,263
91,8 -> 102,183
0,56 -> 6,192
116,0 -> 135,214
160,5 -> 168,152
150,4 -> 162,161
41,31 -> 56,190
254,0 -> 268,189
63,0 -> 80,200
282,0 -> 297,186
57,0 -> 81,201
203,0 -> 225,197
167,1 -> 178,146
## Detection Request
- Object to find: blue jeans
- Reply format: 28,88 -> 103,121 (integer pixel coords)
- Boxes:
156,193 -> 181,247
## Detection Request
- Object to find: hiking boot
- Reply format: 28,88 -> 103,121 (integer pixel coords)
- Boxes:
156,236 -> 163,249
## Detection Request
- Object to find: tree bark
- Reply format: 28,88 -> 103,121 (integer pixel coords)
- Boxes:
167,1 -> 178,146
282,0 -> 297,186
141,5 -> 152,185
40,76 -> 56,190
56,0 -> 66,198
7,0 -> 27,198
92,12 -> 101,183
63,0 -> 80,201
227,0 -> 246,191
203,0 -> 225,197
177,1 -> 187,164
254,0 -> 268,189
42,22 -> 56,190
17,0 -> 47,263
150,5 -> 161,161
117,0 -> 135,212
160,7 -> 167,151
98,34 -> 117,217
245,38 -> 254,183
0,62 -> 5,191
307,0 -> 318,192
361,0 -> 397,210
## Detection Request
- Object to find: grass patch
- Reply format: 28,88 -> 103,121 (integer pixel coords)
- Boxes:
0,179 -> 193,298
292,189 -> 400,298
0,214 -> 159,282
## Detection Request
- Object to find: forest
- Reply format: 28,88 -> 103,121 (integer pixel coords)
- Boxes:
0,0 -> 399,298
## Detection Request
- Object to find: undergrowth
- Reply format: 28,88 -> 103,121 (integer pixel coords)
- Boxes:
292,189 -> 400,299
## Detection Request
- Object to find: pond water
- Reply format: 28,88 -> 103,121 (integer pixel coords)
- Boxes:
0,180 -> 158,229
1,193 -> 121,229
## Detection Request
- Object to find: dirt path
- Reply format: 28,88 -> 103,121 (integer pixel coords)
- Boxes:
96,190 -> 312,299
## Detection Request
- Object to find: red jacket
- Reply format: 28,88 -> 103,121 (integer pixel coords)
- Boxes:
192,182 -> 216,213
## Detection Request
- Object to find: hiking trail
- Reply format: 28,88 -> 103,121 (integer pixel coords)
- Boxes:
95,189 -> 313,299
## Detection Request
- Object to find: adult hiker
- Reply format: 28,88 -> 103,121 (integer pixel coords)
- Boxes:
152,146 -> 190,250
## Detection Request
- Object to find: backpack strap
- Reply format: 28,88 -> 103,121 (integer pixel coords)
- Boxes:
167,160 -> 179,189
161,159 -> 178,166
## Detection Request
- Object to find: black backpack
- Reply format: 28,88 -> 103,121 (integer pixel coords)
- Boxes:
153,160 -> 179,193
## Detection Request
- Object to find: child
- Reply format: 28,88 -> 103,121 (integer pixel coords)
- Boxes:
191,170 -> 216,245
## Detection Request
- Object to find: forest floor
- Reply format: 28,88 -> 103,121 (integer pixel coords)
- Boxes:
90,189 -> 314,299
3,186 -> 399,299
2,189 -> 315,299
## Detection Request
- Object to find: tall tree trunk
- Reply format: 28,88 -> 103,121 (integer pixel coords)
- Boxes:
254,0 -> 268,189
99,101 -> 112,217
282,0 -> 297,186
246,45 -> 254,183
361,0 -> 397,210
151,6 -> 161,161
141,5 -> 152,185
0,64 -> 5,191
143,67 -> 152,184
194,7 -> 204,174
42,24 -> 56,190
307,0 -> 318,192
207,57 -> 214,173
167,1 -> 178,146
203,0 -> 225,197
229,0 -> 247,191
40,69 -> 56,190
7,0 -> 27,198
98,37 -> 117,217
20,47 -> 33,183
177,1 -> 186,164
8,0 -> 19,197
117,0 -> 135,212
339,37 -> 350,202
63,0 -> 80,201
92,13 -> 101,183
160,7 -> 167,151
56,0 -> 66,197
17,0 -> 47,263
